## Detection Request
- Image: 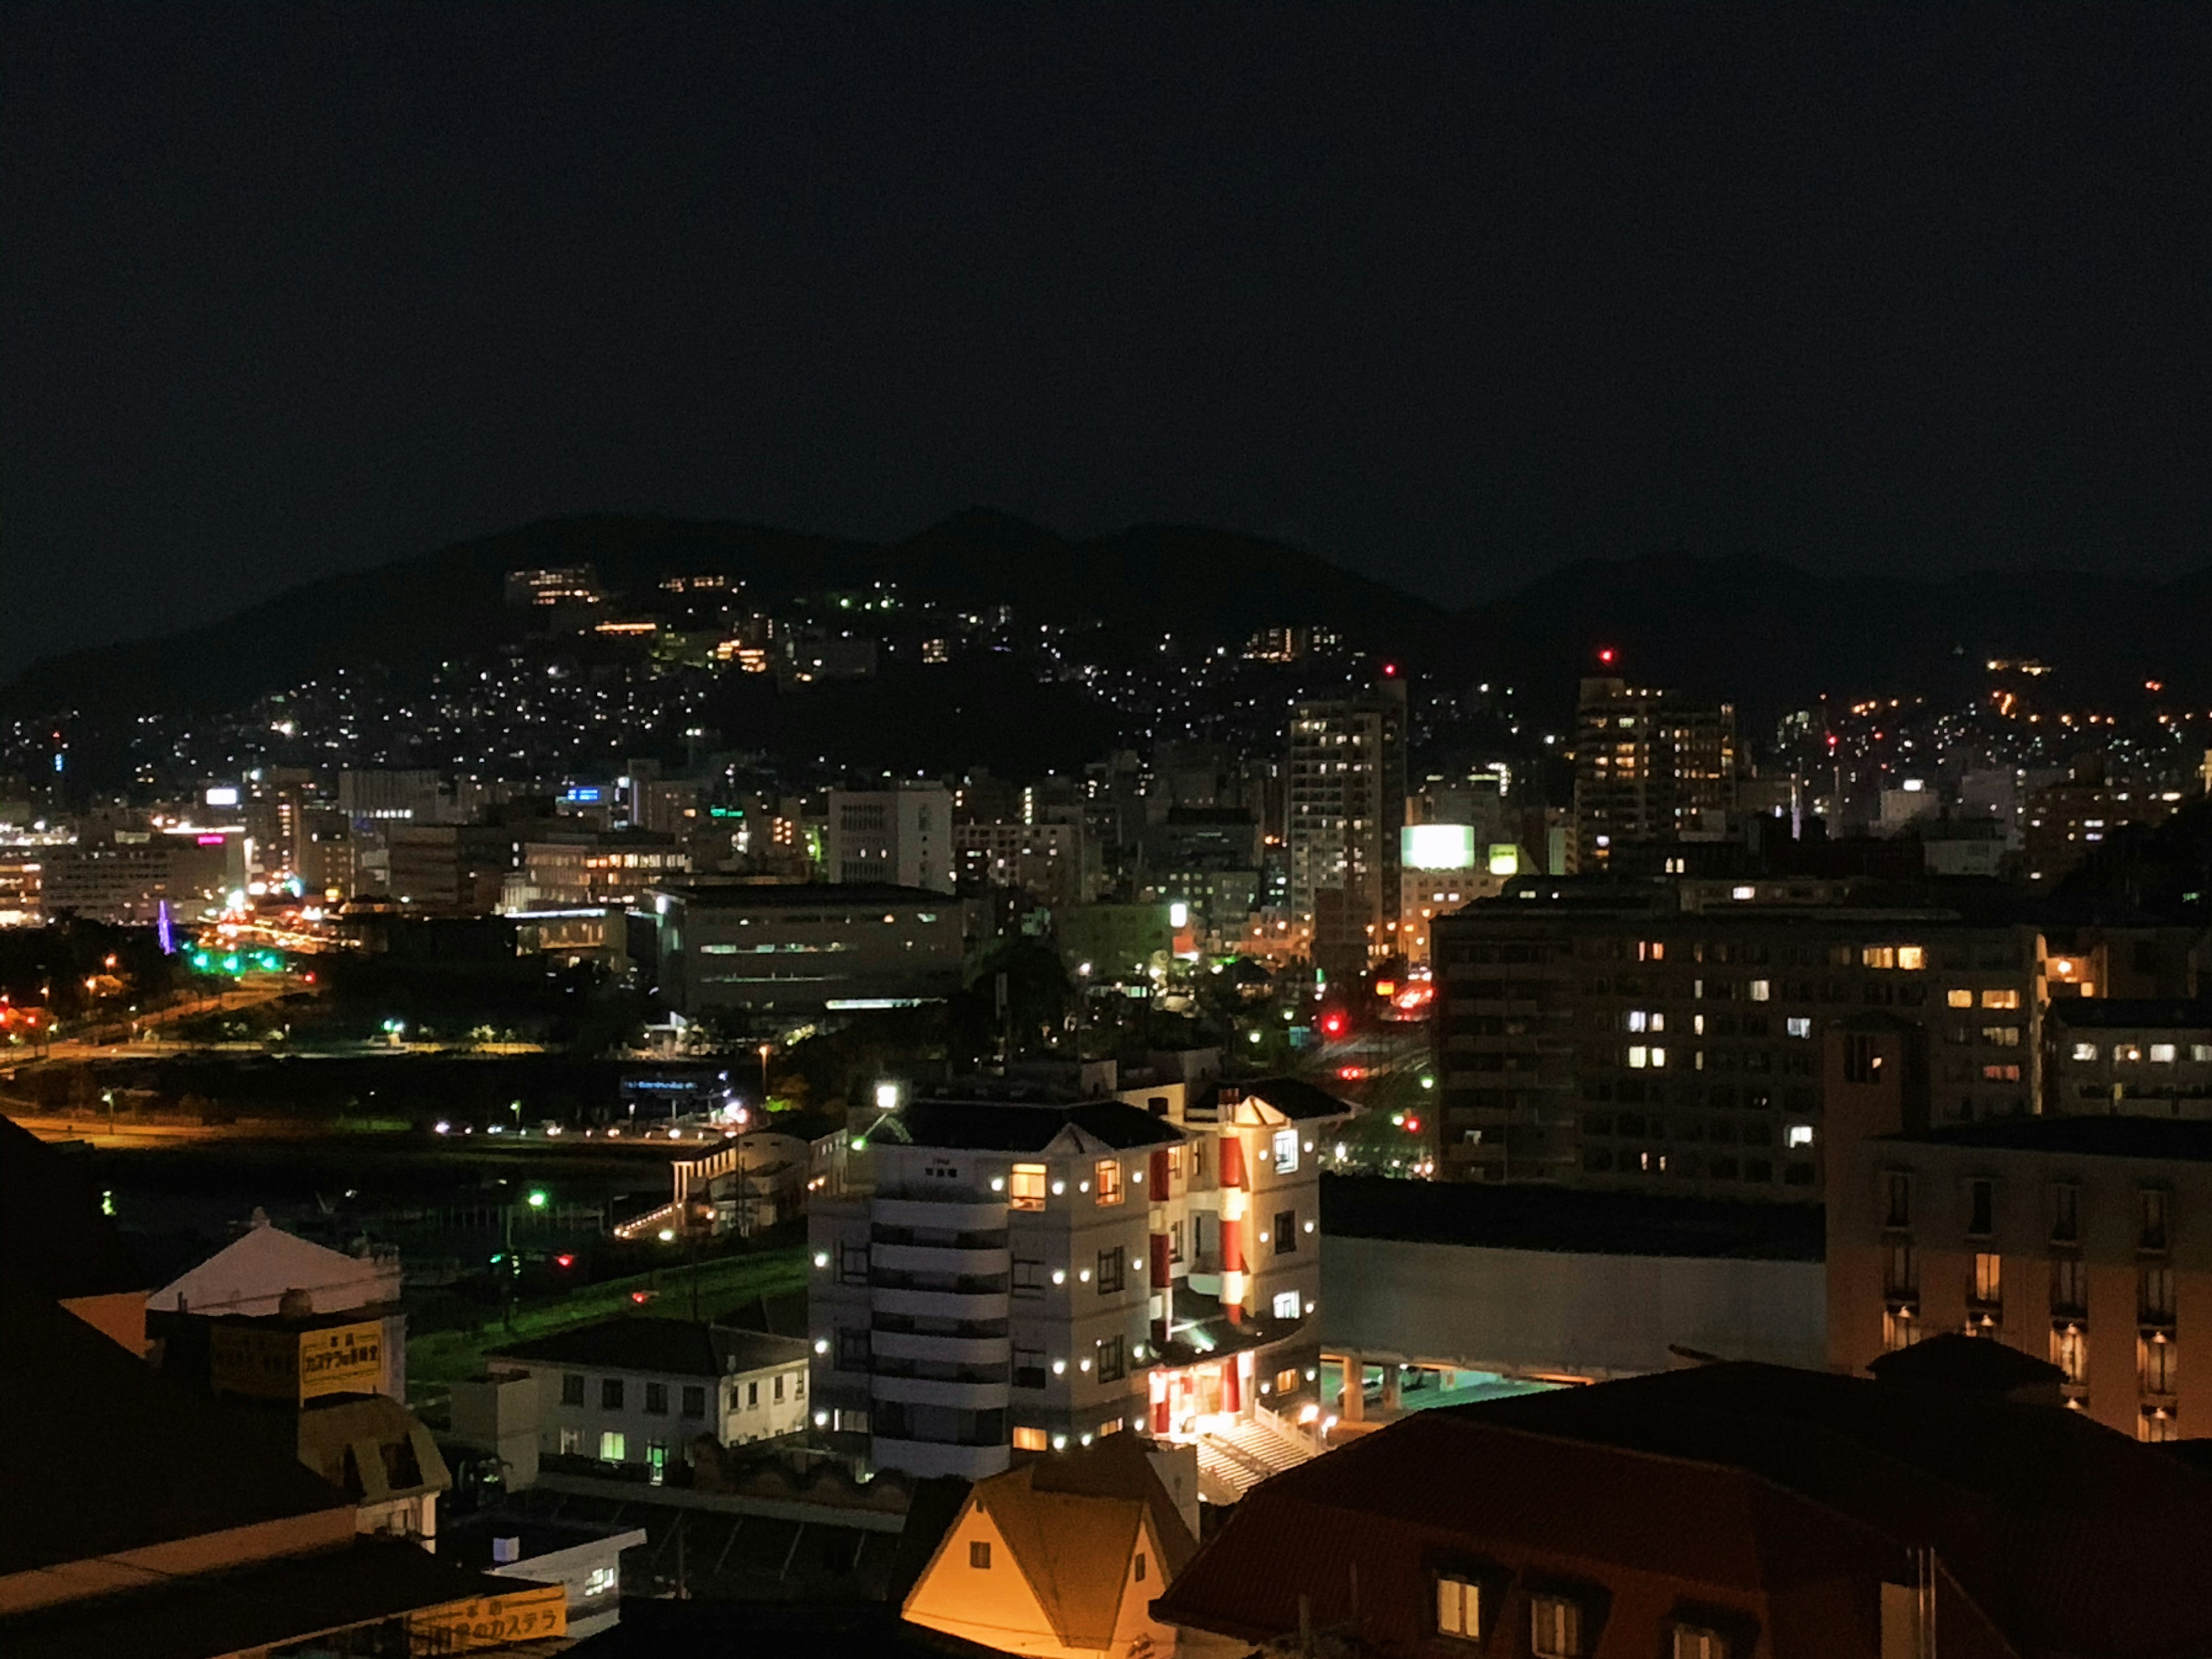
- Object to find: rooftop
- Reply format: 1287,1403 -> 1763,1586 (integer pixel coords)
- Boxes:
1878,1116 -> 2212,1163
1319,1173 -> 1825,1260
0,1282 -> 353,1580
488,1316 -> 809,1378
1208,1075 -> 1356,1123
876,1099 -> 1186,1154
653,881 -> 950,910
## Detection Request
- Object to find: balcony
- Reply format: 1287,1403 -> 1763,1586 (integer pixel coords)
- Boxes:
872,1286 -> 1010,1322
873,1242 -> 1012,1278
871,1374 -> 1012,1411
869,1328 -> 1010,1366
872,1195 -> 1006,1231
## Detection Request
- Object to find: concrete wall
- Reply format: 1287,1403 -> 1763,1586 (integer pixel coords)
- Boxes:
1320,1236 -> 1825,1380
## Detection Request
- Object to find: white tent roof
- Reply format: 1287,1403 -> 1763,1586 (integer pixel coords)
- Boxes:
150,1213 -> 399,1316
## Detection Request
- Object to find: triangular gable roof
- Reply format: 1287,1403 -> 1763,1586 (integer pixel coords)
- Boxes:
979,1467 -> 1145,1650
150,1220 -> 395,1316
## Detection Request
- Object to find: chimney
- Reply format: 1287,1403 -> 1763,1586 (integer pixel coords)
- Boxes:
492,1536 -> 521,1565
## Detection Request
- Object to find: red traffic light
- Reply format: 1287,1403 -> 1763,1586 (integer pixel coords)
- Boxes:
630,1290 -> 654,1305
1320,1012 -> 1346,1036
1597,647 -> 1617,665
555,1253 -> 575,1269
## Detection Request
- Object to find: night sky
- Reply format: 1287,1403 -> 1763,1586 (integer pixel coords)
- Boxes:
5,5 -> 2207,676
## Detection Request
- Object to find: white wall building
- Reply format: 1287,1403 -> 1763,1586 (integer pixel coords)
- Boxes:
825,787 -> 955,893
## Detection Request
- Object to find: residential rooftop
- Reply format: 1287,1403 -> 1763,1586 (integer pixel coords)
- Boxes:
874,1099 -> 1187,1154
488,1316 -> 810,1378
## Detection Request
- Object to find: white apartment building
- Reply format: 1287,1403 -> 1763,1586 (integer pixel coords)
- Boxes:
825,787 -> 955,893
809,1080 -> 1350,1480
486,1317 -> 810,1483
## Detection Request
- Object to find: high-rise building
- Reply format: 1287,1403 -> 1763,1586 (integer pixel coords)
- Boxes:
1287,675 -> 1407,978
825,787 -> 955,893
1430,882 -> 2048,1196
1571,675 -> 1738,870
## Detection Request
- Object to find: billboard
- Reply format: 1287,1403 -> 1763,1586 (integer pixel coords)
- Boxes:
408,1585 -> 567,1652
211,1320 -> 384,1403
1402,824 -> 1476,871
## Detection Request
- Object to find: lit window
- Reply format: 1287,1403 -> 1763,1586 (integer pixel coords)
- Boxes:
1786,1124 -> 1814,1149
1786,1017 -> 1812,1039
1009,1162 -> 1047,1211
1946,988 -> 1973,1009
1862,946 -> 1896,969
1273,1290 -> 1302,1319
1748,979 -> 1771,1001
1627,1010 -> 1649,1033
1094,1159 -> 1125,1205
1531,1594 -> 1583,1659
2150,1044 -> 2177,1064
1896,946 -> 1925,971
2114,1046 -> 2142,1064
1273,1128 -> 1300,1173
1972,1252 -> 2002,1306
598,1431 -> 626,1463
1731,885 -> 1755,901
1013,1426 -> 1047,1450
1672,1627 -> 1726,1659
584,1566 -> 618,1597
1982,988 -> 2020,1010
2071,1042 -> 2099,1062
1628,1046 -> 1648,1069
1436,1574 -> 1482,1640
2194,1044 -> 2212,1063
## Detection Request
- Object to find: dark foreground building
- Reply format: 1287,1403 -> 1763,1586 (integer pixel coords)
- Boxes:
1153,1350 -> 2212,1659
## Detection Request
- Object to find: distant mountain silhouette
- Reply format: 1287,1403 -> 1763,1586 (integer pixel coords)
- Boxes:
4,513 -> 2205,734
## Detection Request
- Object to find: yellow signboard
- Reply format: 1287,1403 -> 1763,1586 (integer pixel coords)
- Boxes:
210,1320 -> 384,1403
407,1582 -> 568,1652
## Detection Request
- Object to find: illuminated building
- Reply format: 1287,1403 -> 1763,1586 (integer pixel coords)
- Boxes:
810,1079 -> 1349,1487
901,1435 -> 1199,1656
39,831 -> 241,924
1570,673 -> 1738,869
1287,675 -> 1407,979
955,819 -> 1085,912
1828,1109 -> 2212,1445
1431,888 -> 2047,1193
2021,758 -> 2186,888
2044,1000 -> 2212,1119
825,787 -> 955,893
648,882 -> 968,1021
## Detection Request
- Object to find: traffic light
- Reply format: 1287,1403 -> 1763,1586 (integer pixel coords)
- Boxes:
555,1253 -> 575,1269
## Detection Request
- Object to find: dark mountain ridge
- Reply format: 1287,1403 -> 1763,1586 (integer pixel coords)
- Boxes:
5,512 -> 2205,732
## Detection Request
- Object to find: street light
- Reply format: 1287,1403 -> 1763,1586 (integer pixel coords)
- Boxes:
757,1042 -> 773,1099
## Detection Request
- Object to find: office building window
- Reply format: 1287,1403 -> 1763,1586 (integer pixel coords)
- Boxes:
2142,1265 -> 2176,1324
1273,1127 -> 1300,1173
2141,1335 -> 2179,1395
681,1385 -> 706,1418
2052,1181 -> 2080,1245
970,1540 -> 993,1569
600,1378 -> 624,1410
1094,1159 -> 1125,1205
1275,1209 -> 1298,1252
1966,1179 -> 1995,1238
1971,1252 -> 2002,1308
1982,988 -> 2020,1009
1946,988 -> 1974,1008
1884,1171 -> 1912,1229
599,1431 -> 626,1462
2071,1041 -> 2099,1061
1435,1574 -> 1483,1640
2052,1324 -> 2089,1388
2151,1044 -> 2178,1063
1531,1594 -> 1583,1659
1013,1426 -> 1048,1450
1010,1162 -> 1048,1211
561,1373 -> 585,1407
1097,1248 -> 1126,1293
645,1382 -> 668,1416
2052,1257 -> 2088,1315
1274,1290 -> 1302,1319
2142,1190 -> 2170,1252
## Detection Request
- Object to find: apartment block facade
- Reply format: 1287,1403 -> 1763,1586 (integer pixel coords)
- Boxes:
1430,884 -> 2046,1197
1286,677 -> 1407,978
1829,1118 -> 2212,1443
1570,675 -> 1738,871
808,1082 -> 1346,1479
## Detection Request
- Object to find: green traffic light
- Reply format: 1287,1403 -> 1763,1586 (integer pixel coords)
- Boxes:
527,1190 -> 549,1209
